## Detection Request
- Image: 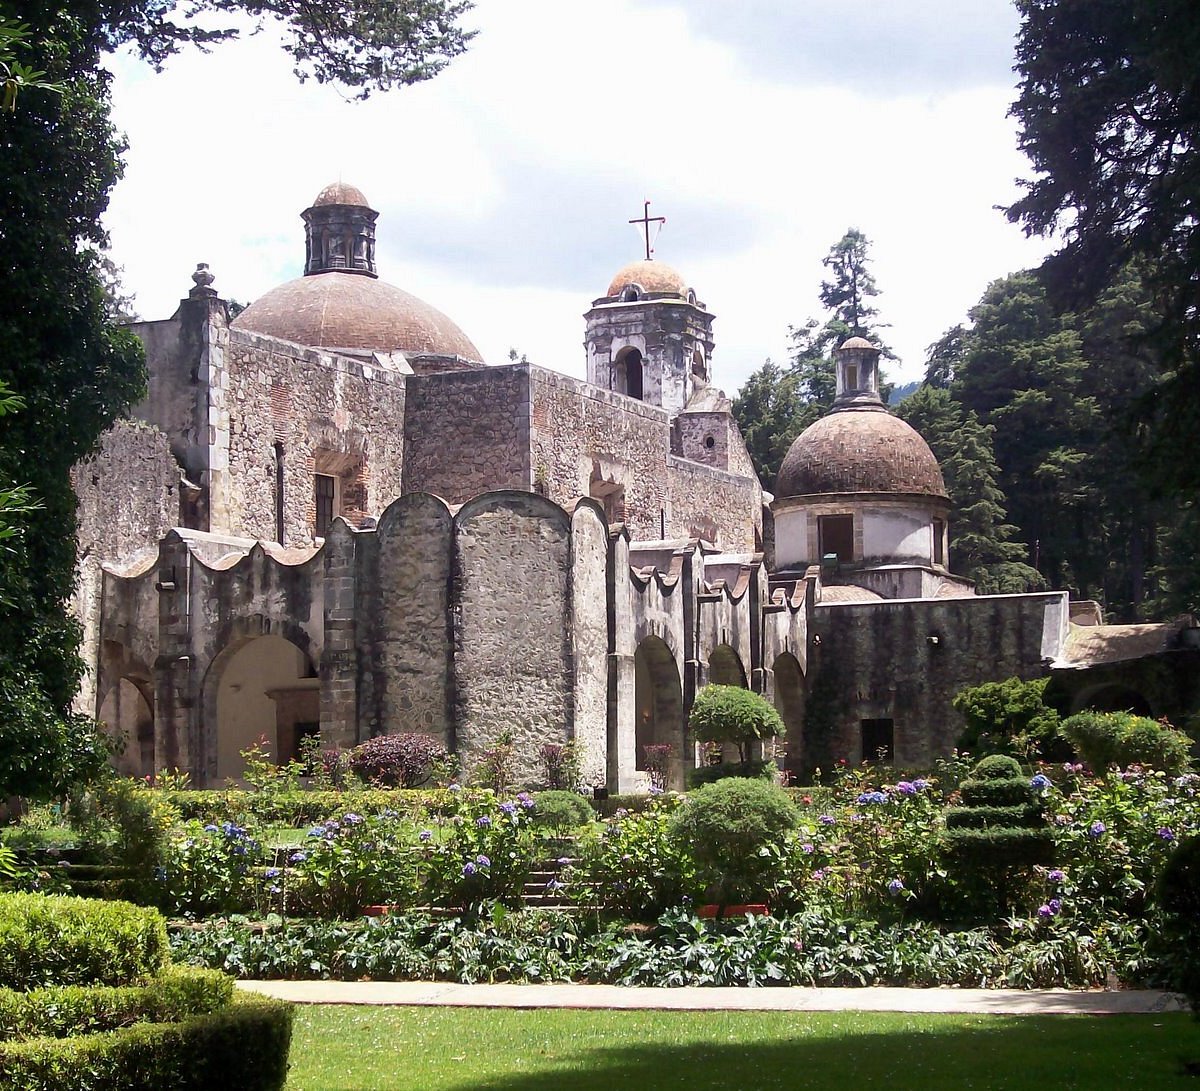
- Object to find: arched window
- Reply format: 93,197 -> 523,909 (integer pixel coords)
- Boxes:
615,347 -> 645,401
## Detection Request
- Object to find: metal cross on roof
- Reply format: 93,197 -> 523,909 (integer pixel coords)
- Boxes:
628,200 -> 666,261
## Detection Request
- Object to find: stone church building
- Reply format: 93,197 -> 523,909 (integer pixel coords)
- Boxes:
73,183 -> 1196,791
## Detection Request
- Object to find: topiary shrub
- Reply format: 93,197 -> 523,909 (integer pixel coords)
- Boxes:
1157,834 -> 1200,1011
348,733 -> 448,788
952,676 -> 1065,761
943,755 -> 1053,916
0,893 -> 167,990
668,778 -> 797,911
532,791 -> 593,832
687,759 -> 777,788
1060,710 -> 1194,776
689,685 -> 785,766
0,996 -> 293,1091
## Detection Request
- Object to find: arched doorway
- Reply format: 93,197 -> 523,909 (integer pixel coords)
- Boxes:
98,679 -> 154,778
208,636 -> 319,781
634,636 -> 685,790
772,653 -> 805,777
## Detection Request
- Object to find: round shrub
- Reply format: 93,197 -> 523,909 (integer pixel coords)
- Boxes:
1061,710 -> 1194,775
348,733 -> 448,788
689,685 -> 785,765
668,778 -> 797,906
971,754 -> 1023,780
532,791 -> 593,831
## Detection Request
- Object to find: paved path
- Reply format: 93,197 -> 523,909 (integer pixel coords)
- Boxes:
239,980 -> 1186,1015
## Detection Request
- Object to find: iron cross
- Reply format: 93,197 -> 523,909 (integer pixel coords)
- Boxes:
629,200 -> 666,260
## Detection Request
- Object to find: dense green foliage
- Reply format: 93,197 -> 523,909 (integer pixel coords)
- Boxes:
1059,710 -> 1194,776
688,685 -> 785,765
1157,834 -> 1200,1012
0,893 -> 167,989
952,677 -> 1063,760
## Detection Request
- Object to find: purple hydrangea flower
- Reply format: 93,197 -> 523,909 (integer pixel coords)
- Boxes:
818,814 -> 836,826
289,851 -> 307,864
448,783 -> 462,793
1089,820 -> 1107,838
517,792 -> 535,809
895,781 -> 917,796
476,854 -> 491,867
856,791 -> 888,805
1030,774 -> 1052,790
476,815 -> 492,828
1047,869 -> 1065,883
418,829 -> 433,843
462,862 -> 476,877
342,813 -> 363,825
801,843 -> 814,854
204,824 -> 219,833
499,801 -> 518,815
913,778 -> 930,791
264,868 -> 281,879
1158,827 -> 1176,842
888,878 -> 905,894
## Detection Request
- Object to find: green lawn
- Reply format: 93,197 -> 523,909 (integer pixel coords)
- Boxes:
285,1005 -> 1200,1090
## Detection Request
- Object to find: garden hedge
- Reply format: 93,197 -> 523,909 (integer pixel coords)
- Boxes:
162,787 -> 480,826
0,894 -> 167,989
0,995 -> 293,1091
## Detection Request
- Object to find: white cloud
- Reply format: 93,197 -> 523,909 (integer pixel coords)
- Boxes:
103,0 -> 1053,391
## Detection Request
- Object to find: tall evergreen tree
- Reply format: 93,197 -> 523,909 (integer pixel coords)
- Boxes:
897,385 -> 1043,593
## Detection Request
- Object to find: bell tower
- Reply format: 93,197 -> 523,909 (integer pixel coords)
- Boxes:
302,182 -> 378,278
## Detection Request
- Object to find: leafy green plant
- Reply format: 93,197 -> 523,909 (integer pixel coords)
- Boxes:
477,731 -> 517,792
669,778 -> 797,910
689,685 -> 785,765
1156,833 -> 1200,1010
952,676 -> 1064,761
160,821 -> 264,918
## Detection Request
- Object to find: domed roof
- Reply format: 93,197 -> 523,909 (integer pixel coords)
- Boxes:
232,272 -> 482,361
311,182 -> 370,208
607,259 -> 688,298
776,409 -> 947,499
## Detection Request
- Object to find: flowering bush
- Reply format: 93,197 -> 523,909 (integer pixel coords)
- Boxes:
348,734 -> 448,788
287,811 -> 421,917
571,796 -> 693,919
160,820 -> 264,917
538,742 -> 581,791
419,792 -> 536,914
1044,766 -> 1200,924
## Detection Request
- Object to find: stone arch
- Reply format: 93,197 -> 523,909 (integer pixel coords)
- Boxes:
614,346 -> 644,401
200,631 -> 320,782
1073,683 -> 1154,718
634,635 -> 685,790
706,643 -> 747,687
771,652 -> 805,777
98,678 -> 155,779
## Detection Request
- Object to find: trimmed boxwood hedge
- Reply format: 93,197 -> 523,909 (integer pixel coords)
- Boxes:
0,967 -> 232,1040
0,996 -> 293,1091
0,894 -> 167,989
163,787 -> 478,826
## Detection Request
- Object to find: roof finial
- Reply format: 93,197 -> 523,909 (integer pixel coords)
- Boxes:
189,263 -> 216,298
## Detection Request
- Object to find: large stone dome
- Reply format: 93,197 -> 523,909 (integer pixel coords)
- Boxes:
606,259 -> 688,299
232,273 -> 482,360
776,409 -> 947,499
231,181 -> 483,362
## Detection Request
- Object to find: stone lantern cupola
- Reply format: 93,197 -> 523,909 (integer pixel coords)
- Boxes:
833,335 -> 884,408
303,182 -> 378,278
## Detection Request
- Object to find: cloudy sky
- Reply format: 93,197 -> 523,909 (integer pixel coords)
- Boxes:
103,0 -> 1054,391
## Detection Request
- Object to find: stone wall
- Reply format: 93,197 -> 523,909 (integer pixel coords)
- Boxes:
805,591 -> 1070,771
73,420 -> 182,715
223,329 -> 407,546
403,366 -> 531,501
666,456 -> 762,552
453,492 -> 573,784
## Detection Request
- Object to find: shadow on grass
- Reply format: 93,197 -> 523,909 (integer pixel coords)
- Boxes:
425,1012 -> 1200,1091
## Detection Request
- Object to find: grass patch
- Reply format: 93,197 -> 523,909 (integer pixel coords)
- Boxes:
285,1006 -> 1200,1090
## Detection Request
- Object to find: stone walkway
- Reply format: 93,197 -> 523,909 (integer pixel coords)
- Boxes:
239,980 -> 1186,1015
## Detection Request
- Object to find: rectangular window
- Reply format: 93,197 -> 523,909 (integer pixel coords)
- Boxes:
818,514 -> 854,563
844,363 -> 859,391
932,519 -> 945,566
861,718 -> 894,764
314,474 -> 337,538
